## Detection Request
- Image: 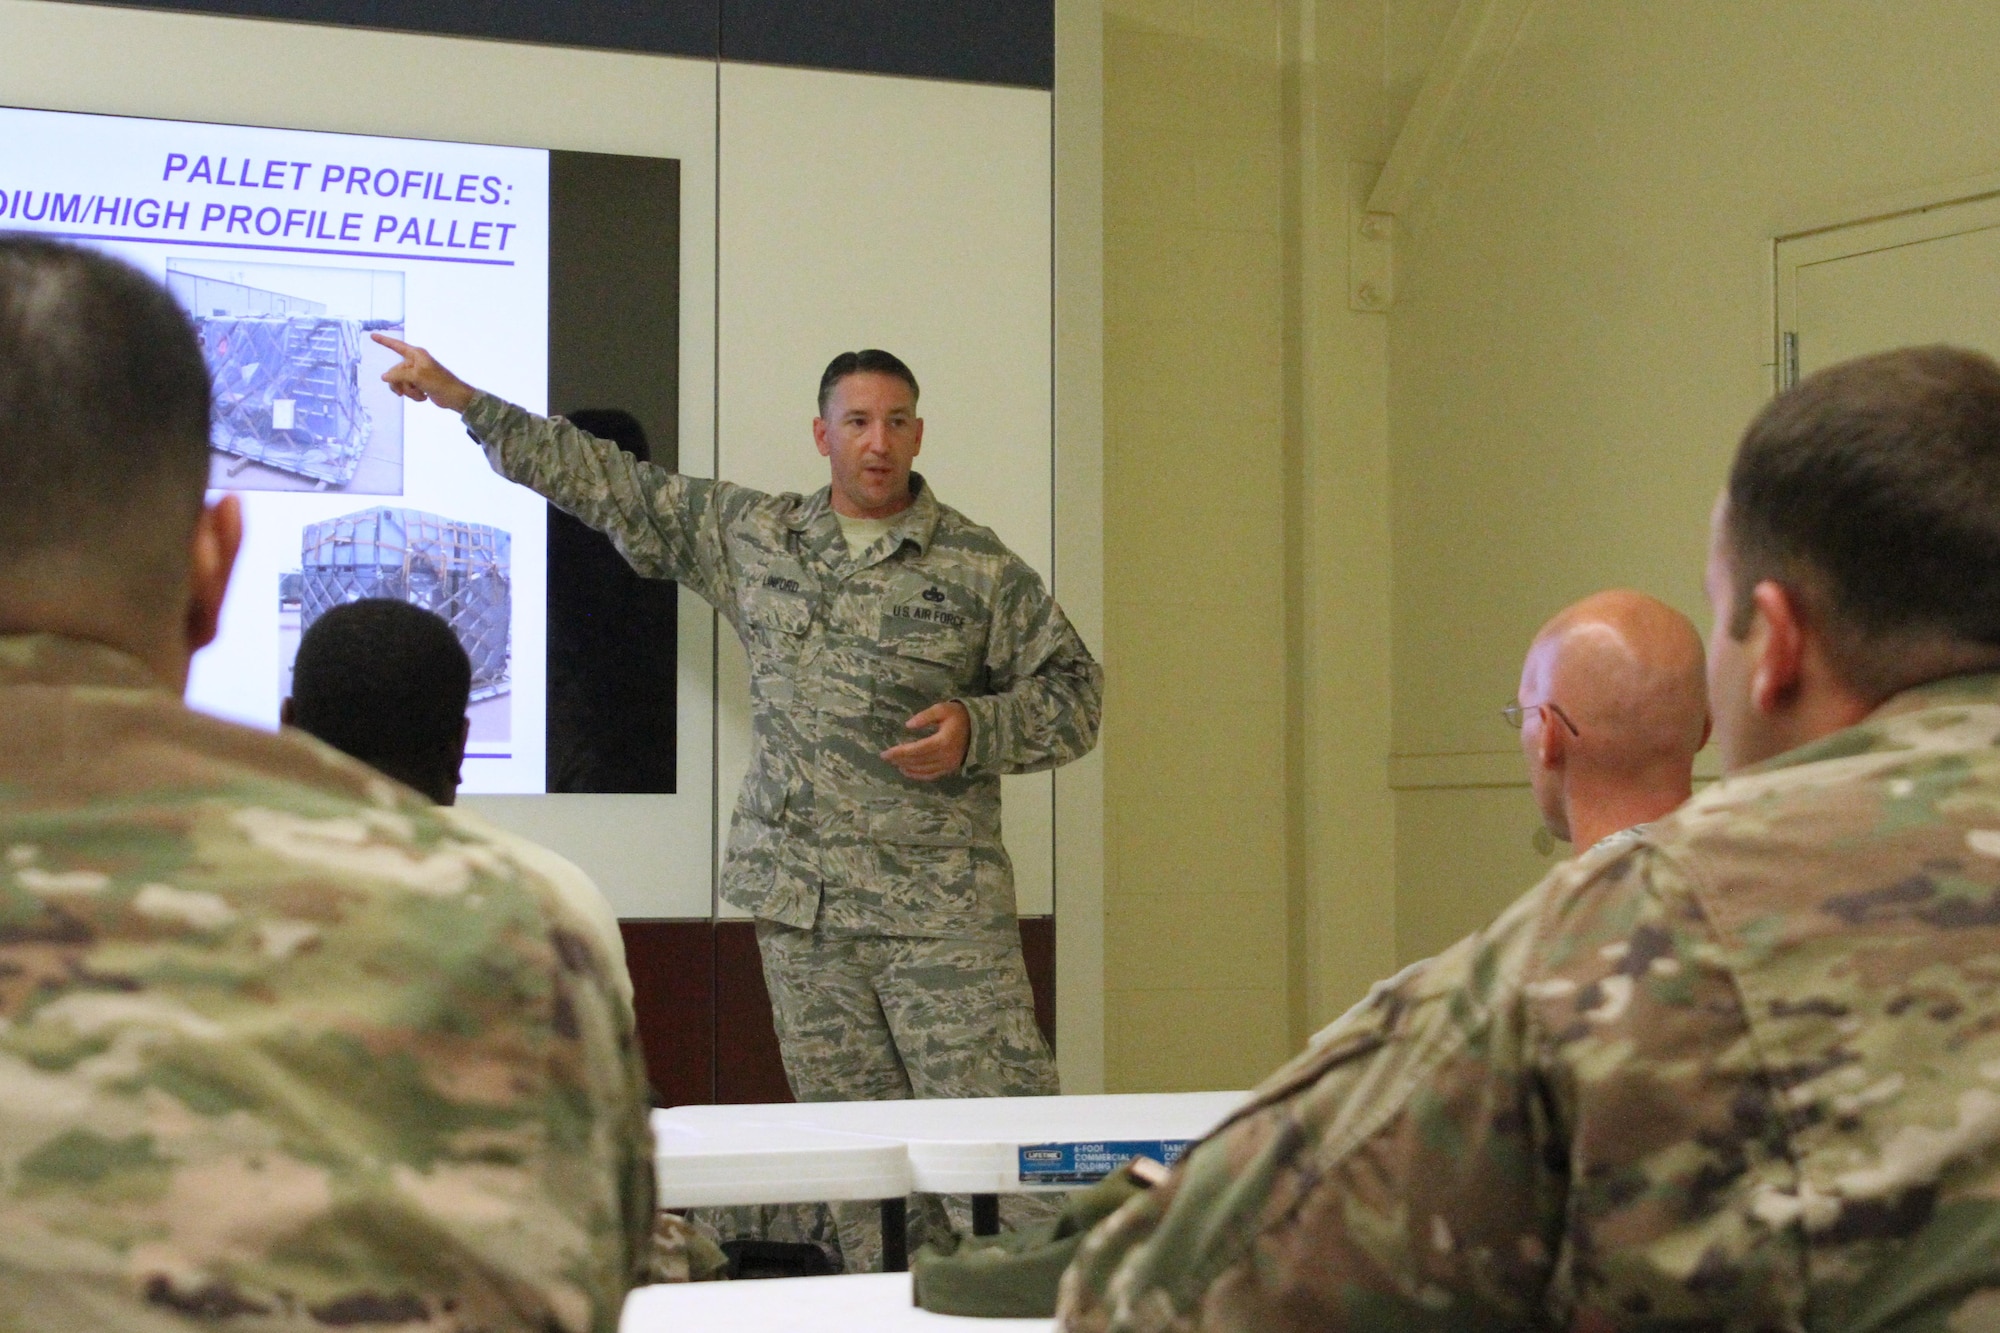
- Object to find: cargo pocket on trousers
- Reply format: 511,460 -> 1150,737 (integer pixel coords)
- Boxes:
724,778 -> 788,893
867,808 -> 981,920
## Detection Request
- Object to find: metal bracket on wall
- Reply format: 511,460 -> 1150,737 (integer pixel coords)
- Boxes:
1349,210 -> 1394,312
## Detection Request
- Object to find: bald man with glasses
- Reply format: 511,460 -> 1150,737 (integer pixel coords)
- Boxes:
1507,589 -> 1711,856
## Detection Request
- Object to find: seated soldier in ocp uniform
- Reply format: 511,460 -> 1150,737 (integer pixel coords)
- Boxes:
0,236 -> 656,1327
1060,345 -> 2000,1331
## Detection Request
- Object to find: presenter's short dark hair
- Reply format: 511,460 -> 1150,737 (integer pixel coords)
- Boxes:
818,349 -> 919,416
1725,343 -> 2000,695
289,599 -> 472,804
0,235 -> 211,590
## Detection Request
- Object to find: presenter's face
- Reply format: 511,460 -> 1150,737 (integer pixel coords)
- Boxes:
815,371 -> 923,519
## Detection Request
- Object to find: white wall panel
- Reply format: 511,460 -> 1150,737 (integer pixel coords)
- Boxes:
716,64 -> 1057,917
0,2 -> 1086,931
0,0 -> 720,920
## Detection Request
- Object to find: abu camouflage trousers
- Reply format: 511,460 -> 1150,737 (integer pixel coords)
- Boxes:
700,922 -> 1062,1274
757,921 -> 1059,1105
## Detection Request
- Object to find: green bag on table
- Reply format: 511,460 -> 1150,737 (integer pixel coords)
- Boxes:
910,1163 -> 1158,1318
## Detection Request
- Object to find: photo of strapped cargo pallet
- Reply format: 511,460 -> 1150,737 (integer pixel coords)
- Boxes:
167,259 -> 406,493
279,506 -> 513,745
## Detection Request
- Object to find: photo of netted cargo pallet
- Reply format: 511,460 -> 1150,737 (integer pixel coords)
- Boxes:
298,507 -> 512,704
167,259 -> 406,493
196,313 -> 374,486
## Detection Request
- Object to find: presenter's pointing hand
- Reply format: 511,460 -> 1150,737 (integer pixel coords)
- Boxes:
882,701 -> 970,781
372,333 -> 477,413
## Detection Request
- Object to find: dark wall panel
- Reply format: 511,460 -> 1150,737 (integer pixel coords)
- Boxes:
547,150 -> 679,469
624,916 -> 1058,1108
76,0 -> 1053,88
545,150 -> 680,796
720,1 -> 1052,89
714,921 -> 795,1104
1018,915 -> 1055,1053
75,0 -> 719,59
619,919 -> 714,1108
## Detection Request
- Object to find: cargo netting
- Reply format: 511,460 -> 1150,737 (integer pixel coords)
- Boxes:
197,314 -> 372,486
299,507 -> 512,699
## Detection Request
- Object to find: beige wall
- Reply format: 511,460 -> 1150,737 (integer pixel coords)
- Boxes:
1099,0 -> 1452,1090
1102,0 -> 1292,1091
1101,0 -> 2000,1091
1386,0 -> 2000,968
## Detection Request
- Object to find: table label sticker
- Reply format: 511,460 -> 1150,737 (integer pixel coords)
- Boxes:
1017,1139 -> 1192,1184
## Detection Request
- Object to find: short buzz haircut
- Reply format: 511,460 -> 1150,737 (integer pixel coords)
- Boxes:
288,599 -> 472,805
817,349 -> 919,417
1725,344 -> 2000,697
0,235 -> 212,594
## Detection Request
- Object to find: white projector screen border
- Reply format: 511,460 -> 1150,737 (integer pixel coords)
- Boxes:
0,0 -> 720,920
0,0 -> 1086,944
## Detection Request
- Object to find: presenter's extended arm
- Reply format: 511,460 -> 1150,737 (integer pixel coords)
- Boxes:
375,333 -> 476,411
375,334 -> 747,606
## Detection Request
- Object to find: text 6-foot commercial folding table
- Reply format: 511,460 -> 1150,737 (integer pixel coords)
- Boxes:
653,1091 -> 1247,1271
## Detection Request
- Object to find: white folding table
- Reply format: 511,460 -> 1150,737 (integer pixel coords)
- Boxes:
655,1090 -> 1247,1269
652,1119 -> 916,1269
621,1272 -> 1049,1331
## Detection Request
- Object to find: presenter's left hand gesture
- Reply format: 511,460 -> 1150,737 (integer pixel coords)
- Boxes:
373,333 -> 477,413
883,701 -> 970,781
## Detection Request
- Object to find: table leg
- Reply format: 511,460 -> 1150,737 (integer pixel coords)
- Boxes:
881,1198 -> 908,1273
972,1193 -> 1001,1237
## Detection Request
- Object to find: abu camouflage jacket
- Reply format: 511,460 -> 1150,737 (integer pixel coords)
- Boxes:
465,394 -> 1103,938
1059,671 -> 2000,1332
0,634 -> 655,1332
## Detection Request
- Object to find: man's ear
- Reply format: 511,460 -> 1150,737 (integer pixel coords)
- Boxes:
1749,579 -> 1807,716
1699,711 -> 1714,750
1536,709 -> 1567,770
449,715 -> 470,805
911,416 -> 924,457
279,697 -> 295,727
185,494 -> 243,654
812,416 -> 832,459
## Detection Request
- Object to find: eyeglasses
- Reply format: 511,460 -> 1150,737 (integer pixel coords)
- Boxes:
1501,700 -> 1579,736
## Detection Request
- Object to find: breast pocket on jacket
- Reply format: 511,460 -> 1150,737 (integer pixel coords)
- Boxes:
739,584 -> 812,704
875,589 -> 982,711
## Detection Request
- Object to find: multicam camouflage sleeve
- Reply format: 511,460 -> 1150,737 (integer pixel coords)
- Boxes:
956,559 -> 1104,778
1054,839 -> 1803,1332
648,1213 -> 728,1284
0,704 -> 656,1331
462,392 -> 762,610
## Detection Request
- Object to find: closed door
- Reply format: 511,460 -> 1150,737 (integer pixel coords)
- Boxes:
1779,191 -> 2000,385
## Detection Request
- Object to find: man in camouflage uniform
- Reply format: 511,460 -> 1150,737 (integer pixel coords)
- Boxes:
0,238 -> 656,1329
1059,345 -> 2000,1331
376,339 -> 1103,1268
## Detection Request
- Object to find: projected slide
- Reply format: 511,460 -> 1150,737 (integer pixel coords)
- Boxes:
0,104 -> 550,792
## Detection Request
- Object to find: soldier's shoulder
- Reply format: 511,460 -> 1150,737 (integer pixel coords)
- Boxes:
715,482 -> 820,544
0,711 -> 634,1325
1664,697 -> 2000,854
922,503 -> 1046,588
924,495 -> 1013,554
13,710 -> 563,929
